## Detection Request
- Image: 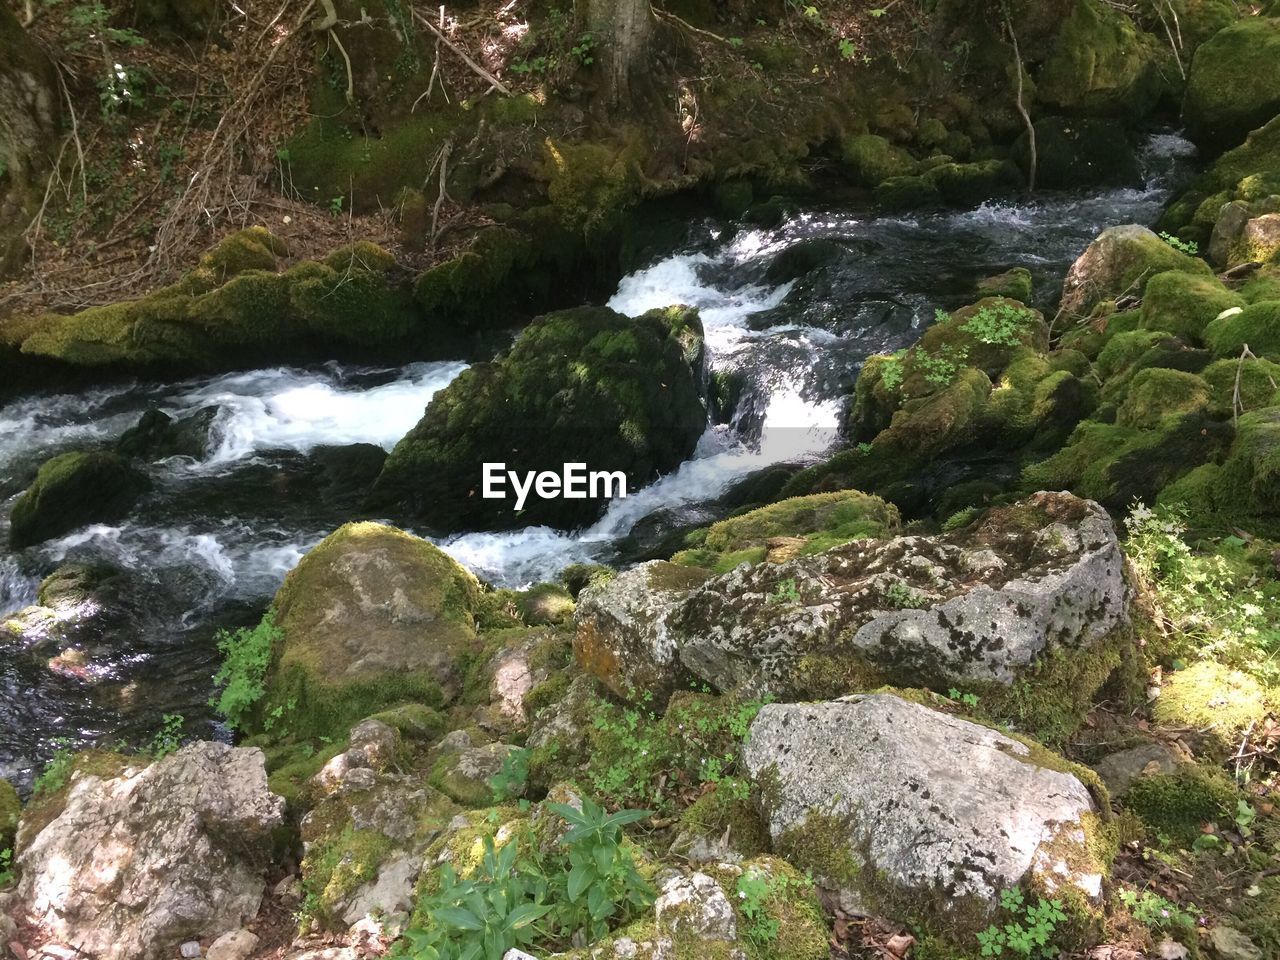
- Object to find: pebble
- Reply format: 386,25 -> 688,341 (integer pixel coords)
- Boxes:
179,941 -> 202,958
206,929 -> 258,960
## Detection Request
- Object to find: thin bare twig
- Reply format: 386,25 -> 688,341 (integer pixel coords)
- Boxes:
410,8 -> 511,95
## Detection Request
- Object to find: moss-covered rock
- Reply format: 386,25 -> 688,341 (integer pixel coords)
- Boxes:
369,305 -> 707,533
1158,406 -> 1280,533
976,267 -> 1034,303
1153,662 -> 1274,754
1139,271 -> 1246,343
1060,225 -> 1214,319
259,522 -> 481,740
1202,300 -> 1280,358
1123,765 -> 1238,846
0,778 -> 19,851
839,134 -> 917,187
3,231 -> 424,374
9,451 -> 150,549
1183,17 -> 1280,153
1115,368 -> 1212,429
1035,0 -> 1166,118
1022,410 -> 1231,510
671,490 -> 901,573
1201,356 -> 1280,416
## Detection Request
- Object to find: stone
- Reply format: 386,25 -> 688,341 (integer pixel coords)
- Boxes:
742,694 -> 1109,923
1091,743 -> 1184,797
1183,18 -> 1280,152
368,305 -> 707,533
116,406 -> 220,462
260,521 -> 481,739
1059,225 -> 1213,319
205,930 -> 258,960
1208,201 -> 1253,268
574,561 -> 711,702
9,451 -> 150,549
654,871 -> 738,943
430,741 -> 520,806
1207,924 -> 1264,960
16,742 -> 283,960
179,942 -> 202,958
577,492 -> 1128,703
1238,213 -> 1280,265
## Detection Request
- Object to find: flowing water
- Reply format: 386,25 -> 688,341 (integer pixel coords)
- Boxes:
0,132 -> 1197,786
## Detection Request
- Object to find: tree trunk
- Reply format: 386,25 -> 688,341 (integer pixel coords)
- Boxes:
0,5 -> 59,275
578,0 -> 654,108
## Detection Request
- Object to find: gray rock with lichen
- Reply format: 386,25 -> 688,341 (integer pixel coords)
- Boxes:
16,742 -> 283,960
575,492 -> 1128,703
741,693 -> 1109,921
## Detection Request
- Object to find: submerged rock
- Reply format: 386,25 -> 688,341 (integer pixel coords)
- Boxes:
16,742 -> 283,960
9,451 -> 150,549
260,521 -> 481,739
368,304 -> 707,533
116,405 -> 220,461
742,694 -> 1110,922
577,492 -> 1127,704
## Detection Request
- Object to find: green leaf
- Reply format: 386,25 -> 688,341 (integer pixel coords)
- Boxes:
506,902 -> 553,931
568,863 -> 596,901
432,907 -> 484,931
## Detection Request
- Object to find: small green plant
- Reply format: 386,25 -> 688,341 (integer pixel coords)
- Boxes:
211,611 -> 283,731
838,38 -> 857,59
976,889 -> 1067,958
145,713 -> 184,759
949,688 -> 981,709
397,798 -> 653,959
1159,232 -> 1199,256
34,738 -> 77,796
767,578 -> 801,605
884,581 -> 928,609
328,195 -> 345,217
1118,888 -> 1198,933
878,350 -> 906,391
961,303 -> 1038,347
737,867 -> 781,945
0,848 -> 14,888
489,747 -> 531,802
916,343 -> 970,388
1235,798 -> 1256,837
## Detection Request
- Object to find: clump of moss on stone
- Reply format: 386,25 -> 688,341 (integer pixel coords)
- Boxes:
1153,662 -> 1274,755
1123,766 -> 1238,847
0,779 -> 20,851
1203,301 -> 1280,359
1140,271 -> 1245,343
672,490 -> 900,572
677,782 -> 770,859
9,451 -> 150,549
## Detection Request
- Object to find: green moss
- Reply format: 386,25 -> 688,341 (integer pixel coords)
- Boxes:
1021,412 -> 1231,510
1140,271 -> 1245,343
874,174 -> 941,210
840,134 -> 917,187
1153,662 -> 1273,752
734,857 -> 831,960
677,782 -> 770,858
1242,265 -> 1280,304
922,160 -> 1017,206
1036,0 -> 1164,118
672,490 -> 900,572
517,583 -> 575,626
1183,17 -> 1280,150
301,824 -> 394,923
772,811 -> 862,891
1201,356 -> 1280,416
367,703 -> 447,743
9,451 -> 150,549
976,268 -> 1033,303
1203,300 -> 1280,359
1123,766 -> 1237,846
977,634 -> 1128,747
1115,368 -> 1212,429
260,522 -> 479,740
0,779 -> 19,851
368,305 -> 707,532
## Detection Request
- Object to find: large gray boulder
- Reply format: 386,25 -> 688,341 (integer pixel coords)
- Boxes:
576,492 -> 1128,703
16,742 -> 284,960
741,694 -> 1110,923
